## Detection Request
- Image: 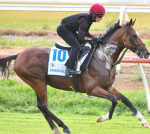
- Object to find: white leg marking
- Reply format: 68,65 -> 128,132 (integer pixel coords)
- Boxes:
97,113 -> 109,122
136,111 -> 150,128
53,128 -> 61,134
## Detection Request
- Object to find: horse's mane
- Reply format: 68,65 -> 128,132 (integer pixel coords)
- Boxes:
101,20 -> 121,40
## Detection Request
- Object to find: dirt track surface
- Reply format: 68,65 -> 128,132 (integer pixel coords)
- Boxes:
0,29 -> 150,39
0,31 -> 150,92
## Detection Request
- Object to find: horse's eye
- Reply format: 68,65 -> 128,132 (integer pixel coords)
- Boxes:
133,35 -> 137,39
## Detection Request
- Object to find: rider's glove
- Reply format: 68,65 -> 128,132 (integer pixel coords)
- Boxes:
92,37 -> 102,44
96,37 -> 102,43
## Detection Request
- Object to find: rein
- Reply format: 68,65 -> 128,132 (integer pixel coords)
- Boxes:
111,27 -> 131,66
112,48 -> 128,66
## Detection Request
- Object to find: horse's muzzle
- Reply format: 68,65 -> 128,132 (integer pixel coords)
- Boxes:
137,50 -> 150,59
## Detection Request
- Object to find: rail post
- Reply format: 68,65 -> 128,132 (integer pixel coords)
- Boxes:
138,63 -> 150,112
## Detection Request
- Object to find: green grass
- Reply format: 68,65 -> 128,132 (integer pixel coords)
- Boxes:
0,79 -> 150,133
0,11 -> 72,31
0,11 -> 150,31
0,79 -> 149,115
0,35 -> 54,47
0,113 -> 150,134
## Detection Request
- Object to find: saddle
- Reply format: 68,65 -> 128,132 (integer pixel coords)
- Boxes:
55,42 -> 93,73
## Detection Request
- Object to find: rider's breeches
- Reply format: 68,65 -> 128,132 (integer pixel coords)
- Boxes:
57,24 -> 81,69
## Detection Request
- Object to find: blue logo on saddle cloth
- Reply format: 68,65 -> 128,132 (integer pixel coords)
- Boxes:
47,47 -> 69,76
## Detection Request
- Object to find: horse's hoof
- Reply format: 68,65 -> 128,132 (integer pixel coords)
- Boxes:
63,128 -> 71,134
53,128 -> 61,134
142,123 -> 150,128
97,116 -> 104,122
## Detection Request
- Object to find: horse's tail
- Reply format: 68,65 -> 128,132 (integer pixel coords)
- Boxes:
0,54 -> 18,78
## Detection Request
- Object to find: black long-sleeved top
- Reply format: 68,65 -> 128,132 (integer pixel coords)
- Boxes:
61,13 -> 94,44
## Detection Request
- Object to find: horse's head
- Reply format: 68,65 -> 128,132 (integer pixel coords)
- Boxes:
119,19 -> 149,58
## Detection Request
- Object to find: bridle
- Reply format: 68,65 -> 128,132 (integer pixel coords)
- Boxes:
102,26 -> 141,66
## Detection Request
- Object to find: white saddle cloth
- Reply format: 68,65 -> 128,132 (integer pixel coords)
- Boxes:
47,47 -> 69,76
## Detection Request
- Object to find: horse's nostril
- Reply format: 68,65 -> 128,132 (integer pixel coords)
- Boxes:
144,52 -> 150,58
146,52 -> 150,56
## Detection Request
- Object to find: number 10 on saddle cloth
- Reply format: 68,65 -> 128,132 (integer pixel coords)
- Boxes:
48,47 -> 69,76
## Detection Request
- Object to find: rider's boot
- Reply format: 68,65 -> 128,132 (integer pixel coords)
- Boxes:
65,47 -> 81,76
65,59 -> 81,76
65,66 -> 81,76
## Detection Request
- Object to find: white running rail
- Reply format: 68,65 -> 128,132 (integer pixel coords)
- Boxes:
0,4 -> 150,13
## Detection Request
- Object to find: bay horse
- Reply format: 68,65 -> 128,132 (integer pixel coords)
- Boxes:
0,19 -> 150,134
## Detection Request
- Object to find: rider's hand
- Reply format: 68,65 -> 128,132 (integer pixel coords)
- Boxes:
92,37 -> 102,44
96,38 -> 102,43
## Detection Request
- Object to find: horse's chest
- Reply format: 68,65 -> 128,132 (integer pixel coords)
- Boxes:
108,68 -> 116,84
89,59 -> 116,88
97,67 -> 116,88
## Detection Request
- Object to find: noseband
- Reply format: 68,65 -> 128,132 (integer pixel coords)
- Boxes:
123,27 -> 140,53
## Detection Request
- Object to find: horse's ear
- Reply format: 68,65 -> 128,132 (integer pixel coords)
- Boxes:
129,19 -> 133,26
126,19 -> 133,28
116,19 -> 120,25
132,19 -> 136,26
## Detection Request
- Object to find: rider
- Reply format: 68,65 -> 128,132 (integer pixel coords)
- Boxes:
57,3 -> 105,75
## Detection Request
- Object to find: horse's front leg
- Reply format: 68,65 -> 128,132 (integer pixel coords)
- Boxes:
109,86 -> 150,128
88,85 -> 118,122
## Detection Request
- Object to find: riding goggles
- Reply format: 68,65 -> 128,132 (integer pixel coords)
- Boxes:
97,14 -> 104,18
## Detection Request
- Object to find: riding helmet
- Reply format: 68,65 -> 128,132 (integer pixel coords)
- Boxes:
89,3 -> 105,19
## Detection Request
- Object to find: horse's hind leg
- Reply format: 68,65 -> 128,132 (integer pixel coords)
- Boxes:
109,86 -> 150,128
36,94 -> 60,134
24,79 -> 61,134
37,94 -> 71,134
44,110 -> 71,134
20,76 -> 71,134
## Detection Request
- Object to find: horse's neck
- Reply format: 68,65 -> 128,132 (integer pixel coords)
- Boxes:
96,42 -> 124,66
